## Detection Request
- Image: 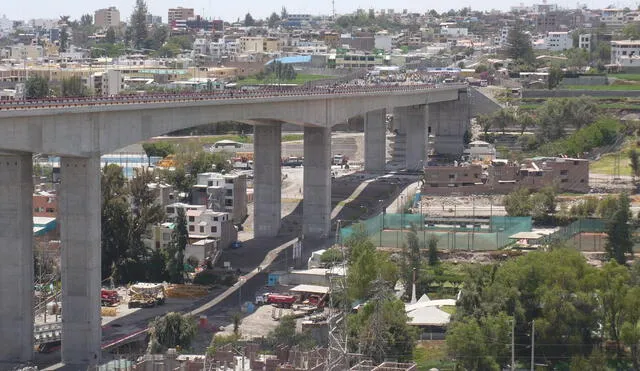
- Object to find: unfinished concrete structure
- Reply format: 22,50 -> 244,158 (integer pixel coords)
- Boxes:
0,85 -> 470,366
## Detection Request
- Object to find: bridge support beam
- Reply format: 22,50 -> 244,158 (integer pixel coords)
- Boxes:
394,105 -> 426,171
429,91 -> 470,156
303,126 -> 331,238
254,125 -> 282,237
60,156 -> 101,366
0,153 -> 33,363
364,109 -> 387,173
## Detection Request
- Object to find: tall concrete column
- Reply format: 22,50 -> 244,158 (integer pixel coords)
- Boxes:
59,156 -> 101,366
303,126 -> 331,238
429,91 -> 470,156
394,105 -> 426,171
254,125 -> 281,237
0,153 -> 33,363
364,109 -> 386,173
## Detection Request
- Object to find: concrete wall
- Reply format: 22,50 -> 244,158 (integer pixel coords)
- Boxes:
429,90 -> 470,156
523,89 -> 640,98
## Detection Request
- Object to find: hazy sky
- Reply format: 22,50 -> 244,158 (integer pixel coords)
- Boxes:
3,0 -> 636,24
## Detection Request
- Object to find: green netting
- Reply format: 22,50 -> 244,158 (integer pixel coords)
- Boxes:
541,218 -> 606,245
340,213 -> 533,250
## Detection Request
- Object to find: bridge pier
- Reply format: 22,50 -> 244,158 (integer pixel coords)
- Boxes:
394,105 -> 427,171
303,126 -> 331,238
59,156 -> 101,366
254,125 -> 282,237
429,91 -> 470,156
0,153 -> 34,363
364,108 -> 387,173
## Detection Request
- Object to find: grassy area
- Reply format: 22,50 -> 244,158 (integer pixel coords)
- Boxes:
236,74 -> 332,86
282,134 -> 304,142
414,341 -> 455,370
609,73 -> 640,81
590,139 -> 640,176
561,85 -> 640,90
440,306 -> 456,315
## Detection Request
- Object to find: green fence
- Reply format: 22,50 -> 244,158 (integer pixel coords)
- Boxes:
340,213 -> 532,251
541,219 -> 607,246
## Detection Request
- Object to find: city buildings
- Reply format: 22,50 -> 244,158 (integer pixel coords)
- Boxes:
94,7 -> 120,29
168,7 -> 195,25
611,40 -> 640,68
192,172 -> 248,224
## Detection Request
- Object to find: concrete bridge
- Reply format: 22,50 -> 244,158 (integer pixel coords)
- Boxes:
0,84 -> 473,367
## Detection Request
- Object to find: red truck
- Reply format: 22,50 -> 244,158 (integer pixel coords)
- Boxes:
101,289 -> 120,307
266,294 -> 297,308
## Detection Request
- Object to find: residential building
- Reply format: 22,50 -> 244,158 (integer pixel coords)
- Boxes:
463,141 -> 496,162
329,53 -> 386,69
239,37 -> 282,53
374,32 -> 393,51
168,7 -> 194,25
147,182 -> 176,207
611,40 -> 640,68
422,157 -> 589,195
192,172 -> 248,224
185,208 -> 237,249
7,44 -> 44,60
0,15 -> 13,33
88,70 -> 124,96
340,32 -> 375,51
94,7 -> 120,29
440,25 -> 468,37
146,14 -> 163,25
579,33 -> 592,51
601,8 -> 626,28
286,14 -> 312,23
33,192 -> 57,218
165,202 -> 205,221
148,222 -> 175,250
545,31 -> 572,51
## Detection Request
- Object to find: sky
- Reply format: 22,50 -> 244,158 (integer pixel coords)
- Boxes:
2,0 -> 637,24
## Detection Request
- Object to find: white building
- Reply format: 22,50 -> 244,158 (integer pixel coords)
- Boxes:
499,27 -> 510,46
0,15 -> 13,33
611,40 -> 640,68
89,69 -> 124,96
600,9 -> 626,28
193,172 -> 247,223
544,31 -> 572,51
578,33 -> 592,51
165,203 -> 205,221
440,27 -> 469,37
186,208 -> 230,238
374,32 -> 393,51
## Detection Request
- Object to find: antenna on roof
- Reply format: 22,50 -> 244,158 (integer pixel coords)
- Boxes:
332,0 -> 336,20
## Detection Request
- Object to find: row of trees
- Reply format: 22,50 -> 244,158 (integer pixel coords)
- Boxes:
449,248 -> 640,369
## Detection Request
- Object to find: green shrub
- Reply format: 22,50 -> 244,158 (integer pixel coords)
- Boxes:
193,270 -> 219,285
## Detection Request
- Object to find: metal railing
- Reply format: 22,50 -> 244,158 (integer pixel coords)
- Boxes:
0,83 -> 467,111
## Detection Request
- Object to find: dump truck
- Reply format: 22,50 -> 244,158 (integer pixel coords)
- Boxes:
101,289 -> 120,307
128,283 -> 166,308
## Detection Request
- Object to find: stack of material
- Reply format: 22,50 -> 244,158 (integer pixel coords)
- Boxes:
101,307 -> 118,317
164,284 -> 209,298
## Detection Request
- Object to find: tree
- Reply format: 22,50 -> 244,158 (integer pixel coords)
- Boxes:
131,0 -> 149,49
477,114 -> 492,136
142,142 -> 175,160
281,6 -> 288,20
80,13 -> 93,26
231,312 -> 242,336
401,224 -> 423,297
630,149 -> 640,182
267,315 -> 316,349
104,27 -> 116,44
165,208 -> 188,283
59,27 -> 69,52
148,312 -> 197,353
506,22 -> 534,63
493,108 -> 516,135
548,66 -> 564,89
61,76 -> 88,97
101,164 -> 131,280
427,234 -> 439,266
530,186 -> 556,221
349,280 -> 417,364
503,188 -> 532,216
267,12 -> 280,28
244,13 -> 255,27
463,129 -> 472,145
517,112 -> 537,135
25,76 -> 50,99
605,192 -> 633,265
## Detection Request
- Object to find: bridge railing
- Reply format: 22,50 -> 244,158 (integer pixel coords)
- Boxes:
0,83 -> 467,111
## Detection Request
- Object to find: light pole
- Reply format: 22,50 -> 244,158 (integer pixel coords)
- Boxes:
379,199 -> 384,247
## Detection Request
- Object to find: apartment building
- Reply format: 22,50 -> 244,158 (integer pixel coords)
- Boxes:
579,33 -> 592,51
192,172 -> 248,224
239,37 -> 282,53
600,8 -> 626,28
33,192 -> 57,218
94,7 -> 120,29
168,7 -> 194,25
422,157 -> 589,195
545,31 -> 572,51
611,40 -> 640,68
186,208 -> 237,251
88,70 -> 124,96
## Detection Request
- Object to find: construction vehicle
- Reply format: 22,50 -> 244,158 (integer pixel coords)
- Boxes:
101,289 -> 120,307
266,294 -> 297,308
156,154 -> 177,169
128,283 -> 166,308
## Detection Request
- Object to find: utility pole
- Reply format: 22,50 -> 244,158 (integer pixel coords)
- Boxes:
511,319 -> 515,371
531,320 -> 535,371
